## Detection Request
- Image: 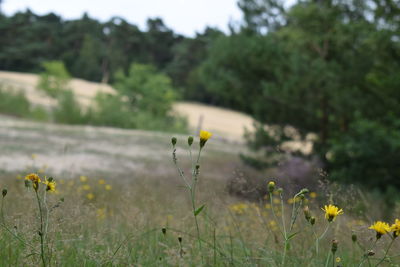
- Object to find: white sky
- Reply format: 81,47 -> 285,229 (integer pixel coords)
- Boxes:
1,0 -> 243,36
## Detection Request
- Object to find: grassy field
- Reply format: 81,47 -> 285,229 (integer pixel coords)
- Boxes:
0,115 -> 399,266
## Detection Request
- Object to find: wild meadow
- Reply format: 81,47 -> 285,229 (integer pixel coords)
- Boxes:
1,0 -> 400,266
0,125 -> 399,266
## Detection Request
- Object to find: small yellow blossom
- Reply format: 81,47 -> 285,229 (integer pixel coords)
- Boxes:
16,174 -> 22,180
391,219 -> 400,238
25,173 -> 40,183
273,198 -> 280,204
80,176 -> 88,182
310,192 -> 317,198
369,221 -> 391,239
322,204 -> 343,222
97,208 -> 106,219
336,257 -> 341,263
44,180 -> 56,192
230,203 -> 248,214
25,173 -> 41,191
31,154 -> 37,160
86,193 -> 95,200
199,130 -> 212,147
105,184 -> 112,190
98,179 -> 106,185
82,184 -> 91,191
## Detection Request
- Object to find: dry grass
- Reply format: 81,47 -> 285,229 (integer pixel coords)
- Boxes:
0,115 -> 399,266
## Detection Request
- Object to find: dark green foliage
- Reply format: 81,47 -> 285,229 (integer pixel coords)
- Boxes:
53,90 -> 87,124
198,0 -> 400,191
329,118 -> 400,191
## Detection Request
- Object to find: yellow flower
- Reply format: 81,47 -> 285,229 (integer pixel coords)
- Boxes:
98,179 -> 106,185
82,184 -> 91,191
80,176 -> 88,182
31,154 -> 37,160
86,193 -> 95,200
336,257 -> 341,263
369,221 -> 391,239
96,208 -> 106,219
199,130 -> 212,147
25,173 -> 41,183
322,204 -> 343,222
230,203 -> 248,214
105,184 -> 112,191
44,180 -> 56,192
25,173 -> 41,191
310,192 -> 317,198
391,219 -> 400,238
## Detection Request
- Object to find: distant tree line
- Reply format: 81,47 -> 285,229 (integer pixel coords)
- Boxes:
0,9 -> 223,101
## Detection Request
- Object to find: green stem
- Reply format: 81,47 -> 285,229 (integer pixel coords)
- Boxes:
375,238 -> 395,266
316,223 -> 330,256
269,193 -> 284,238
358,239 -> 378,267
280,193 -> 288,267
324,251 -> 331,267
35,190 -> 47,267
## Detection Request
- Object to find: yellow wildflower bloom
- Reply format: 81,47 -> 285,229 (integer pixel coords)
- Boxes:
105,184 -> 112,190
25,173 -> 41,183
230,203 -> 248,214
44,180 -> 56,192
369,221 -> 390,239
310,192 -> 317,198
97,208 -> 106,219
322,204 -> 343,222
82,184 -> 91,191
25,173 -> 41,191
80,176 -> 88,182
86,193 -> 95,200
98,179 -> 106,185
336,257 -> 341,263
391,219 -> 400,238
199,130 -> 212,147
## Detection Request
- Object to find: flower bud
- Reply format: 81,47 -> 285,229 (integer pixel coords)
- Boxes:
2,189 -> 7,198
277,188 -> 283,194
366,250 -> 375,257
171,137 -> 177,146
161,228 -> 167,235
310,216 -> 316,226
351,232 -> 357,243
303,206 -> 311,221
188,136 -> 194,146
299,188 -> 309,195
268,181 -> 275,193
331,239 -> 339,254
178,236 -> 182,243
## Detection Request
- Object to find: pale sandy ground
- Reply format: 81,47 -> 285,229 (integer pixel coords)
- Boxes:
0,71 -> 114,108
0,71 -> 312,151
0,115 -> 244,176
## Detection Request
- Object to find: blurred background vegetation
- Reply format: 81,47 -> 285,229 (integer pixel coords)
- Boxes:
0,0 -> 399,202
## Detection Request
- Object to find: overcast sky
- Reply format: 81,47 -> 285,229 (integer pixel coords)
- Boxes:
1,0 -> 243,36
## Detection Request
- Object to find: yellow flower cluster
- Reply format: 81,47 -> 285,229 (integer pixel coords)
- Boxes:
25,173 -> 56,193
369,219 -> 400,239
